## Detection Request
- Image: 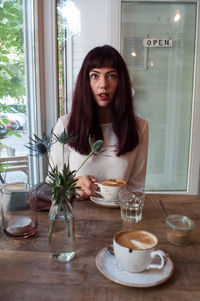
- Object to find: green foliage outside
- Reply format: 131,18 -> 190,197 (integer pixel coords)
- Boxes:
57,10 -> 65,117
0,0 -> 25,101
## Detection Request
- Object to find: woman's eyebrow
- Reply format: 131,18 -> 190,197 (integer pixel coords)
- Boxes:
89,69 -> 117,73
89,69 -> 100,73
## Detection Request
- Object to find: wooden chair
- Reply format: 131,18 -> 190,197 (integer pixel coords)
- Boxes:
0,155 -> 29,183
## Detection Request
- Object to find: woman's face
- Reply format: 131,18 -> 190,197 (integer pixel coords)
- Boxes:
89,67 -> 118,108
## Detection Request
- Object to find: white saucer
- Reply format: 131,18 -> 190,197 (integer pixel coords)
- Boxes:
90,196 -> 119,208
96,246 -> 174,287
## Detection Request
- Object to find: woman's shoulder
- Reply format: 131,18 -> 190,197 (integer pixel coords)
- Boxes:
58,114 -> 70,128
135,114 -> 148,126
135,114 -> 148,133
53,114 -> 70,135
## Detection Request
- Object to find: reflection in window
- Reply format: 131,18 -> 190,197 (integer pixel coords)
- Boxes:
121,2 -> 196,191
56,0 -> 81,116
0,0 -> 32,184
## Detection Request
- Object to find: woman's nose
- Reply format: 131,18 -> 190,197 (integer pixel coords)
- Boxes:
99,75 -> 107,88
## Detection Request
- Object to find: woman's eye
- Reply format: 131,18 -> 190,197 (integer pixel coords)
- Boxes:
90,73 -> 98,79
107,73 -> 118,80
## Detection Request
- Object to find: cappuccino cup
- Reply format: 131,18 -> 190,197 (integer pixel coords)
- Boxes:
113,230 -> 167,273
95,179 -> 126,202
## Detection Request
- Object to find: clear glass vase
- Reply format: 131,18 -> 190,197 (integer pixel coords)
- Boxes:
48,200 -> 75,262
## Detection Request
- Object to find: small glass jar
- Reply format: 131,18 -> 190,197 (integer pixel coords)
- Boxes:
165,215 -> 194,246
1,183 -> 38,238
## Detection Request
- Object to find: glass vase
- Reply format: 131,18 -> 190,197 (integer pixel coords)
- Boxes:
48,200 -> 75,262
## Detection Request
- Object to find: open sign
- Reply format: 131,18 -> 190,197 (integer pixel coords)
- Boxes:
143,39 -> 172,47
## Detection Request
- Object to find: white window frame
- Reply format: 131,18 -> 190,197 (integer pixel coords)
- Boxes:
35,0 -> 58,133
26,0 -> 58,182
188,2 -> 200,194
24,0 -> 39,184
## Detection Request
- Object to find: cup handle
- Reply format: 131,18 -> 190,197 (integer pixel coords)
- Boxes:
146,250 -> 167,270
93,182 -> 102,197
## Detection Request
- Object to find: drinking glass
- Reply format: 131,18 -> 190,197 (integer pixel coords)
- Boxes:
119,188 -> 145,223
1,183 -> 38,238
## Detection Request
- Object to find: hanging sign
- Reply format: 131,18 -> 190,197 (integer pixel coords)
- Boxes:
143,38 -> 172,47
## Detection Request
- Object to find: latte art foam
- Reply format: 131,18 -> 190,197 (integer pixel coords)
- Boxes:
101,179 -> 126,187
116,230 -> 157,250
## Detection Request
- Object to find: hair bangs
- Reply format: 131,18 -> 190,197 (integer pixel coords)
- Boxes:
86,46 -> 119,72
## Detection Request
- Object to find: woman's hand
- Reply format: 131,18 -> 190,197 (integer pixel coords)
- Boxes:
75,175 -> 98,199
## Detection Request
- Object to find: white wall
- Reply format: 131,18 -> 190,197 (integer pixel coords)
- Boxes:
66,0 -> 110,110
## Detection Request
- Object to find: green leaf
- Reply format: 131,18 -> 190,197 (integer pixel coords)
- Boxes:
7,131 -> 21,138
0,163 -> 12,172
0,0 -> 24,100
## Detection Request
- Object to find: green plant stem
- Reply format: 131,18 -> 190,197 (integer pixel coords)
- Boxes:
49,152 -> 55,171
45,153 -> 53,172
75,150 -> 95,175
62,143 -> 64,167
63,204 -> 70,237
48,201 -> 61,243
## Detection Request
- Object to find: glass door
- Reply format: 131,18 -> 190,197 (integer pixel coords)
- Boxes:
121,1 -> 197,191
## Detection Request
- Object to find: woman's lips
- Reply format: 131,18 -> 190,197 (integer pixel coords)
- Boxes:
98,93 -> 109,101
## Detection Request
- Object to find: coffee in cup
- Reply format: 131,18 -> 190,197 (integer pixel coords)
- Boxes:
95,179 -> 126,201
113,230 -> 166,273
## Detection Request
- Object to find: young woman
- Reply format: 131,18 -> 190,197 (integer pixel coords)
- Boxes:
50,45 -> 149,199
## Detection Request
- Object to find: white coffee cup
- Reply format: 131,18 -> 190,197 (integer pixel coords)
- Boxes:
95,179 -> 126,201
113,230 -> 167,273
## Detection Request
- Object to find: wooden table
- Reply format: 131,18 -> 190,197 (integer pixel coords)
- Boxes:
0,194 -> 200,301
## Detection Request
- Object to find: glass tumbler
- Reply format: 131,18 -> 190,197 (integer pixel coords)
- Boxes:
119,188 -> 145,223
1,183 -> 38,238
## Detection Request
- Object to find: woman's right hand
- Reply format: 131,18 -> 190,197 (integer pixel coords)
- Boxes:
75,175 -> 98,199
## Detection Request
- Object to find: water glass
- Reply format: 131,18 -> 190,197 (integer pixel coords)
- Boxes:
1,183 -> 38,238
119,188 -> 145,223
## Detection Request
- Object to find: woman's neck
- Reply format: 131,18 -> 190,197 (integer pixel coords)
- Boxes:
98,106 -> 113,124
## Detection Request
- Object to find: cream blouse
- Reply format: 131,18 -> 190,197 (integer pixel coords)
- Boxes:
49,114 -> 149,190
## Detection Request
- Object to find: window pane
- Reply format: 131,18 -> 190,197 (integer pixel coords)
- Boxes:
0,0 -> 36,184
57,0 -> 67,116
121,2 -> 196,191
56,0 -> 110,114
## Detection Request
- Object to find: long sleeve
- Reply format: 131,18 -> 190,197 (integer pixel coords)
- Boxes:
48,115 -> 71,174
128,118 -> 149,190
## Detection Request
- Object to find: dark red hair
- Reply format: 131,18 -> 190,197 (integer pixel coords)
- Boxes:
67,45 -> 139,156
